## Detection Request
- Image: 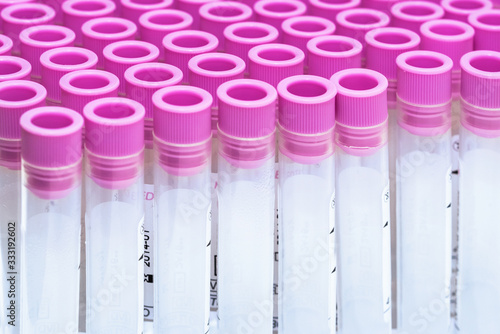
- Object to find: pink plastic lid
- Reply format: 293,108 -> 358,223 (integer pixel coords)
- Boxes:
307,35 -> 363,79
139,9 -> 193,62
248,43 -> 304,88
19,25 -> 75,79
0,80 -> 46,140
224,21 -> 279,68
442,0 -> 492,22
60,69 -> 119,116
0,34 -> 13,55
309,0 -> 361,22
362,0 -> 398,16
0,56 -> 31,82
1,3 -> 56,54
397,50 -> 453,135
391,1 -> 445,33
41,46 -> 98,103
82,17 -> 137,69
469,9 -> 500,52
121,0 -> 173,29
199,1 -> 253,51
62,0 -> 116,46
254,0 -> 307,39
162,30 -> 219,84
103,40 -> 160,95
176,0 -> 218,29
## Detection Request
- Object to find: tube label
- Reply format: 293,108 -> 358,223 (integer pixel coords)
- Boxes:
144,184 -> 154,322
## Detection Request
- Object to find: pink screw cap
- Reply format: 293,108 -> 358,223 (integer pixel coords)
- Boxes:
365,27 -> 421,108
391,1 -> 445,34
309,0 -> 361,22
60,69 -> 119,116
0,34 -> 13,55
254,0 -> 307,40
139,9 -> 193,62
277,75 -> 337,164
121,0 -> 173,31
19,25 -> 75,79
1,3 -> 55,54
397,50 -> 453,136
0,0 -> 35,29
162,30 -> 219,84
362,0 -> 398,16
460,50 -> 500,137
469,9 -> 500,52
20,106 -> 83,200
82,17 -> 137,69
153,85 -> 212,176
103,40 -> 159,95
199,1 -> 253,51
0,56 -> 31,81
420,19 -> 474,96
176,0 -> 218,29
40,46 -> 98,103
441,0 -> 492,22
224,21 -> 279,69
248,43 -> 305,88
62,0 -> 116,46
331,68 -> 389,155
307,35 -> 362,79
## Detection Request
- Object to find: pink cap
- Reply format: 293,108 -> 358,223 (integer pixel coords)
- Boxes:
442,0 -> 492,22
307,35 -> 362,79
199,1 -> 253,51
336,8 -> 390,61
1,3 -> 55,54
139,9 -> 193,62
121,0 -> 173,31
19,25 -> 75,79
468,9 -> 500,52
331,68 -> 389,155
0,80 -> 46,140
82,17 -> 137,69
62,0 -> 116,46
103,40 -> 159,95
0,34 -> 13,55
224,21 -> 279,68
460,50 -> 500,137
362,0 -> 398,16
391,1 -> 445,34
60,69 -> 119,116
397,50 -> 453,136
0,56 -> 31,82
254,0 -> 307,39
41,46 -> 98,103
162,30 -> 219,84
248,43 -> 304,88
309,0 -> 361,22
282,15 -> 336,65
176,0 -> 219,29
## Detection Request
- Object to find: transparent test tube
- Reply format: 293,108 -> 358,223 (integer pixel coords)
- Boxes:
84,97 -> 145,333
331,68 -> 392,334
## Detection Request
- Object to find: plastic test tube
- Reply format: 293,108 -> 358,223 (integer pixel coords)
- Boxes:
331,68 -> 391,334
277,75 -> 337,334
152,85 -> 213,334
0,56 -> 31,82
121,0 -> 173,31
216,79 -> 277,334
253,0 -> 307,41
390,1 -> 444,34
457,50 -> 500,333
0,34 -> 13,55
84,97 -> 145,333
468,9 -> 500,52
441,0 -> 492,22
176,0 -> 218,30
19,106 -> 83,333
395,50 -> 453,334
0,80 -> 46,334
309,0 -> 361,22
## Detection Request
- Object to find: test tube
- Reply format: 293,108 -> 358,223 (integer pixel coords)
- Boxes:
396,50 -> 454,334
19,106 -> 83,333
331,68 -> 391,334
468,9 -> 500,52
84,97 -> 145,333
0,80 -> 46,334
216,79 -> 277,334
457,50 -> 500,333
277,75 -> 337,334
152,85 -> 213,333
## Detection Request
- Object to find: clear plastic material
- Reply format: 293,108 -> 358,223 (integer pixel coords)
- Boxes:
217,155 -> 275,334
336,145 -> 392,334
396,128 -> 452,334
20,178 -> 81,333
278,153 -> 336,334
457,127 -> 500,333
